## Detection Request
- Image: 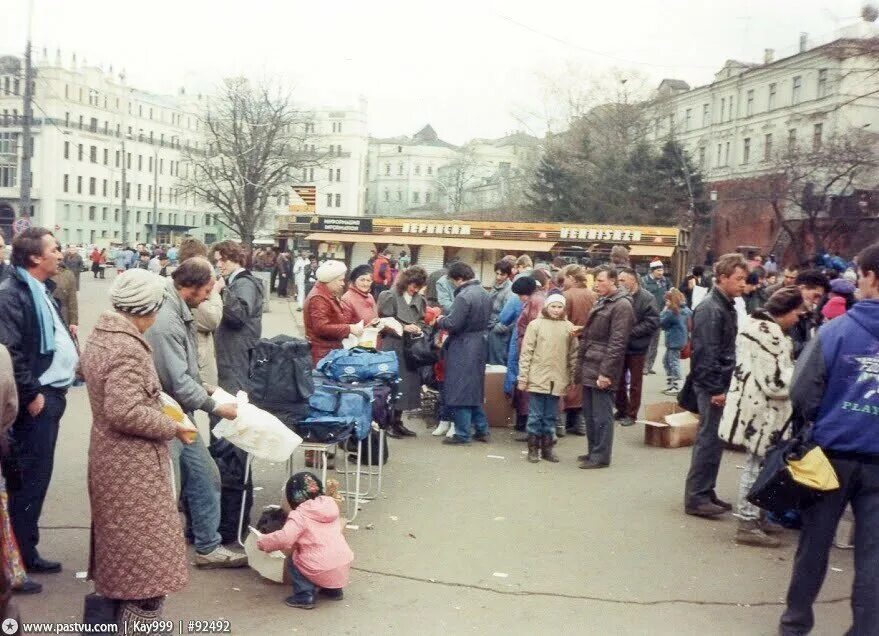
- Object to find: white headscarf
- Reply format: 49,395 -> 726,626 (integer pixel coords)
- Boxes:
109,269 -> 167,315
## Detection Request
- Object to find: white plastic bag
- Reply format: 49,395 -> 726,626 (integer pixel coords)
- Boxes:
244,528 -> 286,583
212,390 -> 302,462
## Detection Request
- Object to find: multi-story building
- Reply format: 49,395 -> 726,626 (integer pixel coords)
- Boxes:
0,50 -> 227,246
644,23 -> 879,255
365,125 -> 459,217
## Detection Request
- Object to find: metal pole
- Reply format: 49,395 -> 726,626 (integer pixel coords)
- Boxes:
120,76 -> 129,245
151,147 -> 158,242
19,0 -> 34,219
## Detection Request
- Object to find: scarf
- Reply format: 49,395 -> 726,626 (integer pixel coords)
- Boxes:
16,266 -> 54,354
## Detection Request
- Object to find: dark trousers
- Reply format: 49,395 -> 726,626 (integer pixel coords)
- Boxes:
6,388 -> 66,566
614,353 -> 645,420
583,387 -> 614,465
684,388 -> 724,508
288,559 -> 317,602
781,457 -> 879,635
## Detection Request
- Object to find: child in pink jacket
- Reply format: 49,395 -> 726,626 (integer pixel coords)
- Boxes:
257,472 -> 354,609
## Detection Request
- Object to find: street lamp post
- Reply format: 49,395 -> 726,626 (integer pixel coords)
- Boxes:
19,0 -> 35,220
708,189 -> 718,260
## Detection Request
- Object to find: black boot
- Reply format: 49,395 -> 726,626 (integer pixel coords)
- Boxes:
514,412 -> 529,442
391,411 -> 417,437
541,435 -> 560,463
527,435 -> 540,463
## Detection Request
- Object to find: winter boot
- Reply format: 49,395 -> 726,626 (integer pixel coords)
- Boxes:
541,436 -> 560,463
527,435 -> 540,463
735,520 -> 781,548
514,412 -> 529,442
445,422 -> 456,438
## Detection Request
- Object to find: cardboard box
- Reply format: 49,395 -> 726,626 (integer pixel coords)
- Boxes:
641,402 -> 699,448
484,365 -> 515,428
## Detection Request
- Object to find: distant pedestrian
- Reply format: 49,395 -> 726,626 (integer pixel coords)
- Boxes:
517,292 -> 578,463
50,262 -> 79,340
398,250 -> 411,269
370,249 -> 392,300
293,251 -> 309,310
683,253 -> 748,518
778,242 -> 879,635
641,260 -> 670,374
486,260 -> 514,365
575,266 -> 634,469
659,288 -> 691,395
276,252 -> 293,298
62,246 -> 83,291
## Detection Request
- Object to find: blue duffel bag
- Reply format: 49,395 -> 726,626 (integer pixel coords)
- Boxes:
316,347 -> 399,383
295,417 -> 355,444
308,379 -> 373,440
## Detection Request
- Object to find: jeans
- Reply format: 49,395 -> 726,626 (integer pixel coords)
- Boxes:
663,347 -> 682,383
437,382 -> 454,421
614,354 -> 645,420
526,392 -> 559,436
287,560 -> 316,602
452,406 -> 489,442
684,388 -> 725,508
6,388 -> 66,565
736,452 -> 761,522
781,456 -> 879,635
582,388 -> 614,465
171,431 -> 222,554
645,331 -> 660,372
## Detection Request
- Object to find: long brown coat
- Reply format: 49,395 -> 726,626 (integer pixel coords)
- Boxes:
79,311 -> 188,600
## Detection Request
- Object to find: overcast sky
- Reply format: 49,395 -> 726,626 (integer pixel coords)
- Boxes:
1,0 -> 870,144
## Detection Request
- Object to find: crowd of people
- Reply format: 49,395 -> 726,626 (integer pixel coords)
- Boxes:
0,227 -> 877,633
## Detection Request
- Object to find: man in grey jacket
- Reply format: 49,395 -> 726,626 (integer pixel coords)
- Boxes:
146,257 -> 247,569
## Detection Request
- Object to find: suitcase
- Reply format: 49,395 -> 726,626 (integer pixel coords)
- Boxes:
484,365 -> 514,428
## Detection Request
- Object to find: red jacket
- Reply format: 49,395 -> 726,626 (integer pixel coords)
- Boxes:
304,283 -> 351,364
372,256 -> 391,286
341,287 -> 377,325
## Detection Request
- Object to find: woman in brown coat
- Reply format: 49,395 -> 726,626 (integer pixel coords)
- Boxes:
560,264 -> 596,435
79,269 -> 196,624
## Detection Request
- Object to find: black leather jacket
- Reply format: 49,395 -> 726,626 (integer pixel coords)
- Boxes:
690,287 -> 738,395
626,287 -> 660,354
0,268 -> 63,405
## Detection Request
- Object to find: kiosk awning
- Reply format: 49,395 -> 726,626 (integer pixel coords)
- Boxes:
305,232 -> 557,253
628,245 -> 675,257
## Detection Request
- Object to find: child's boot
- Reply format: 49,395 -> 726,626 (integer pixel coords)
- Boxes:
285,594 -> 316,609
527,435 -> 540,463
541,436 -> 560,463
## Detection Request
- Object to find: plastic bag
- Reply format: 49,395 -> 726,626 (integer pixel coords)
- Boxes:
159,392 -> 197,443
244,528 -> 286,583
212,390 -> 302,462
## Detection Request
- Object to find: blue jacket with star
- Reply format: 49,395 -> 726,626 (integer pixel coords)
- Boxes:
791,299 -> 879,454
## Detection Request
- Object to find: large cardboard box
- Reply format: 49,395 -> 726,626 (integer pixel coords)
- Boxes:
484,365 -> 515,428
641,402 -> 699,448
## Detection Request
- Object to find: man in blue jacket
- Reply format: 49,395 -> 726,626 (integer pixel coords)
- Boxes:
780,241 -> 879,636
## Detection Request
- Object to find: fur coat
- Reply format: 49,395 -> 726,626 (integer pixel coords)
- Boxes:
718,310 -> 794,456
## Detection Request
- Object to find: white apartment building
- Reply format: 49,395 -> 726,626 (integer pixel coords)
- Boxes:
365,125 -> 459,216
289,100 -> 369,217
0,50 -> 226,247
645,23 -> 879,181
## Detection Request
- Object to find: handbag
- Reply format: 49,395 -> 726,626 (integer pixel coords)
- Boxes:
680,316 -> 693,360
403,325 -> 439,370
746,421 -> 840,516
677,374 -> 699,413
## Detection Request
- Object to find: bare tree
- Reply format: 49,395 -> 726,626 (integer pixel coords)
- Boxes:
747,130 -> 879,262
435,146 -> 483,214
179,78 -> 326,247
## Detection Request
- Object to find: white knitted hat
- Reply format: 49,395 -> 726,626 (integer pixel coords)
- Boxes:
316,260 -> 347,283
109,269 -> 167,315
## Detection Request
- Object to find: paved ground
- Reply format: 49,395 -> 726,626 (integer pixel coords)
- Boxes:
14,272 -> 855,634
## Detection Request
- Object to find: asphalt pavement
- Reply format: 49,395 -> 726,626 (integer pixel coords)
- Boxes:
13,272 -> 854,635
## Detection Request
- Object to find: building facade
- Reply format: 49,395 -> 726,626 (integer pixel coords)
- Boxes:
0,50 -> 227,246
644,23 -> 879,256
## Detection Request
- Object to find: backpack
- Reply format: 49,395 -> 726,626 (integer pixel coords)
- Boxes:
316,347 -> 399,383
248,335 -> 314,408
308,378 -> 373,440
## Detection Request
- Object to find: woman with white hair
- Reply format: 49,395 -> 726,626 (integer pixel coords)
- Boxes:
303,260 -> 364,365
79,269 -> 197,627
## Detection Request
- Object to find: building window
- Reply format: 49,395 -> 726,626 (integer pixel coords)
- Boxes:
683,108 -> 691,131
88,206 -> 96,221
383,189 -> 390,202
77,144 -> 83,161
335,193 -> 341,207
103,148 -> 108,165
384,163 -> 391,176
148,156 -> 153,172
728,96 -> 734,121
148,185 -> 152,201
701,104 -> 710,127
114,209 -> 119,222
326,193 -> 333,207
103,180 -> 108,196
425,191 -> 432,203
89,177 -> 96,195
0,164 -> 16,188
742,138 -> 751,164
102,207 -> 108,221
792,76 -> 802,105
115,181 -> 119,197
90,145 -> 97,163
328,168 -> 334,182
725,142 -> 730,165
720,98 -> 726,122
398,163 -> 404,176
413,191 -> 420,203
716,143 -> 722,166
818,69 -> 828,98
63,174 -> 69,192
397,146 -> 402,153
746,90 -> 754,116
335,168 -> 341,181
115,150 -> 120,168
63,141 -> 69,159
813,123 -> 823,150
698,146 -> 706,168
77,176 -> 83,194
764,133 -> 773,161
427,165 -> 433,176
415,164 -> 422,176
137,184 -> 142,200
137,155 -> 142,171
788,128 -> 797,152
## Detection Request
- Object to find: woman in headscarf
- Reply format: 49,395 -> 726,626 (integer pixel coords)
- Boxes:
341,264 -> 379,326
79,269 -> 197,627
303,261 -> 364,365
378,266 -> 428,438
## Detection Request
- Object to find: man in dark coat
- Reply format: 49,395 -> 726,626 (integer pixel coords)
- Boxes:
614,268 -> 660,427
435,262 -> 493,445
0,228 -> 76,593
683,253 -> 748,518
574,266 -> 635,469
